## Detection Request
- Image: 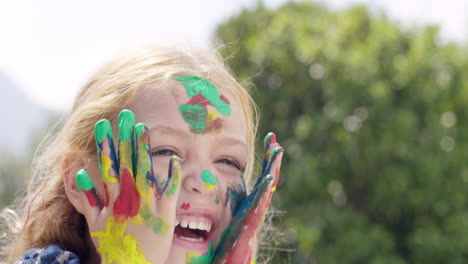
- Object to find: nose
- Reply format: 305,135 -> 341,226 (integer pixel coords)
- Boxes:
182,160 -> 217,195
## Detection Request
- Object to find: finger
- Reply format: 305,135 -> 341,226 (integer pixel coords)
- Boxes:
135,123 -> 157,223
255,142 -> 283,188
113,109 -> 140,223
153,155 -> 182,236
76,168 -> 105,209
261,132 -> 276,174
213,175 -> 274,263
94,119 -> 119,207
214,149 -> 284,264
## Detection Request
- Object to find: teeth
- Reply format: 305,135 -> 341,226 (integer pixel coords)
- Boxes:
189,221 -> 198,229
176,216 -> 213,232
176,235 -> 204,242
197,222 -> 205,231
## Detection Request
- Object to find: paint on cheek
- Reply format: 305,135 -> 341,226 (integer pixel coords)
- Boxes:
201,170 -> 217,191
181,203 -> 191,210
214,195 -> 220,205
91,217 -> 151,264
185,240 -> 214,264
175,75 -> 231,134
75,169 -> 103,208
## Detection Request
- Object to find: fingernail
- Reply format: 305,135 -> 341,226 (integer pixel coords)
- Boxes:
95,119 -> 113,144
135,123 -> 147,139
118,109 -> 135,141
76,169 -> 94,191
263,132 -> 275,149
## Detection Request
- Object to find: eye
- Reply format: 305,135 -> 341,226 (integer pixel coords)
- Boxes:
216,157 -> 244,171
151,147 -> 180,157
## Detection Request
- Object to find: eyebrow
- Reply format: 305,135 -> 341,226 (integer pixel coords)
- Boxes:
149,125 -> 190,138
149,125 -> 247,152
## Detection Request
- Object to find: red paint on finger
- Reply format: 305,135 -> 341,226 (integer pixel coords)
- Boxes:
181,203 -> 190,210
222,191 -> 271,263
113,168 -> 140,223
83,190 -> 100,208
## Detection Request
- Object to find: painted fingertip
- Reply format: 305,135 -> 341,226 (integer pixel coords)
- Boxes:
268,146 -> 283,163
265,174 -> 275,183
118,109 -> 135,141
263,132 -> 276,149
167,155 -> 182,196
135,123 -> 148,139
76,169 -> 94,191
95,119 -> 113,144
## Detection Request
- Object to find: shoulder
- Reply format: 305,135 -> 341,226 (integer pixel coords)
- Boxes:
14,244 -> 80,264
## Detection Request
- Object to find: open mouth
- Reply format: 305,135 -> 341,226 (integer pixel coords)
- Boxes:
174,216 -> 213,243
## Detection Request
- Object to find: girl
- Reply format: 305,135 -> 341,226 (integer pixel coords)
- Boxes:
1,46 -> 283,264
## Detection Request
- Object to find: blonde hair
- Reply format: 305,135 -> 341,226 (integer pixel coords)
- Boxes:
0,46 -> 259,262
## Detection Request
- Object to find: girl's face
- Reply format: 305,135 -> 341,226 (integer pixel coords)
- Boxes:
126,80 -> 247,263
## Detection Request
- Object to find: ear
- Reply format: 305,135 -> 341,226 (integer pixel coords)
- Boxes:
62,154 -> 87,214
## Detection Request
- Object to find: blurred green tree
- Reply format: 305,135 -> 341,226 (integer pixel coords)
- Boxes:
0,112 -> 61,209
216,2 -> 468,263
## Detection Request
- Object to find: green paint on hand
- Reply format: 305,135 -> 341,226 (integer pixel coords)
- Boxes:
76,169 -> 94,191
118,110 -> 135,141
135,123 -> 145,139
186,240 -> 214,264
179,104 -> 207,131
95,119 -> 113,144
201,170 -> 217,185
153,217 -> 170,235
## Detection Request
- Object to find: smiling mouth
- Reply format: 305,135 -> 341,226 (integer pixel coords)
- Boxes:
174,216 -> 213,243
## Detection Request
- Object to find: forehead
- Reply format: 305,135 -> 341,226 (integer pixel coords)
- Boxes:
127,80 -> 247,142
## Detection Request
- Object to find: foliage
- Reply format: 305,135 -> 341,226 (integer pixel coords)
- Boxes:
216,2 -> 468,263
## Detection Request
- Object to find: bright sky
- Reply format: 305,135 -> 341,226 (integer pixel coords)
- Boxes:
1,0 -> 467,111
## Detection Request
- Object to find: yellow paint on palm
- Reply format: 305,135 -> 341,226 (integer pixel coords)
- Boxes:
101,154 -> 117,183
119,141 -> 134,174
135,144 -> 153,211
186,251 -> 199,263
153,217 -> 171,235
92,217 -> 151,264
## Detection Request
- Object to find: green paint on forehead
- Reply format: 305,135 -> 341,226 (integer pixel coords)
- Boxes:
174,75 -> 232,134
201,170 -> 217,185
179,104 -> 207,131
118,110 -> 135,141
175,75 -> 231,116
76,169 -> 94,191
95,119 -> 113,144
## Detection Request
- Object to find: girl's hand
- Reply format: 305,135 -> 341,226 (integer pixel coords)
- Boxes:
212,132 -> 284,264
75,109 -> 182,264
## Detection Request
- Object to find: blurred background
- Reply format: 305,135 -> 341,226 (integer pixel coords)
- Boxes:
2,0 -> 468,263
